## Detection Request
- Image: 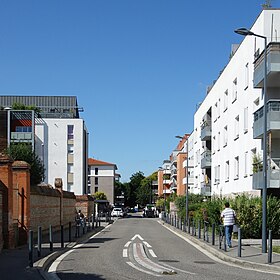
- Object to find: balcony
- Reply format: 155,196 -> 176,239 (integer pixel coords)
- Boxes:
200,184 -> 211,196
254,43 -> 280,88
201,150 -> 211,169
253,101 -> 280,139
200,122 -> 212,141
10,132 -> 32,142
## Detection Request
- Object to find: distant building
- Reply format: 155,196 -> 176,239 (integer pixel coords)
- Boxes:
0,96 -> 89,195
88,158 -> 118,205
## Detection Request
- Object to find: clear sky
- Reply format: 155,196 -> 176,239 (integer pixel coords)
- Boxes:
0,0 -> 276,182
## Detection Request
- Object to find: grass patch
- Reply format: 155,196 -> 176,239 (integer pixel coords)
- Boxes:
273,246 -> 280,254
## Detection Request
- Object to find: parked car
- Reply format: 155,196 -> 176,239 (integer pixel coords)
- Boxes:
111,207 -> 124,217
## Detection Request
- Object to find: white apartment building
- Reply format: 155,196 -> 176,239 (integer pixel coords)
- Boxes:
193,8 -> 280,197
0,96 -> 89,195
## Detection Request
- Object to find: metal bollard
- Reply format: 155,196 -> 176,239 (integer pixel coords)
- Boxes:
198,220 -> 201,239
37,226 -> 42,257
91,214 -> 94,230
49,225 -> 53,252
268,230 -> 272,263
83,219 -> 85,234
28,230 -> 34,267
212,223 -> 215,245
69,222 -> 72,242
61,225 -> 64,248
188,218 -> 191,234
238,227 -> 242,257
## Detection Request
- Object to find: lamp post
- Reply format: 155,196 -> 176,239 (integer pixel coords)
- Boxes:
176,135 -> 189,224
234,28 -> 268,253
158,166 -> 166,213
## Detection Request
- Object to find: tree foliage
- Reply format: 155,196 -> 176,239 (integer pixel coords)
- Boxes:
94,191 -> 107,200
5,143 -> 45,185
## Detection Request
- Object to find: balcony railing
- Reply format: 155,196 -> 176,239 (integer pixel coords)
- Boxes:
201,122 -> 212,141
253,100 -> 280,139
10,132 -> 32,142
200,184 -> 211,196
201,150 -> 211,169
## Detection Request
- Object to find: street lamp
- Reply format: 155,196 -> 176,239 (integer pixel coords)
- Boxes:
158,166 -> 166,213
176,135 -> 189,224
235,27 -> 268,253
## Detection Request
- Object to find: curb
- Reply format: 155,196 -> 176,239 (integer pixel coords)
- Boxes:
160,221 -> 280,275
33,223 -> 110,279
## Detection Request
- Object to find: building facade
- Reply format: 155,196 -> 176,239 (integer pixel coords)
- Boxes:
193,9 -> 280,197
88,158 -> 118,205
0,96 -> 89,195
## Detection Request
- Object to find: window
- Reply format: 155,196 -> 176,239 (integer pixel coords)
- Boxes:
215,165 -> 220,183
217,99 -> 220,119
15,126 -> 32,132
244,107 -> 248,133
95,186 -> 98,193
68,125 -> 74,140
223,126 -> 228,147
212,136 -> 216,154
95,168 -> 98,175
95,177 -> 98,185
225,161 -> 229,181
214,102 -> 218,122
224,90 -> 228,111
244,152 -> 248,177
245,63 -> 249,90
67,164 -> 74,173
67,183 -> 73,192
234,115 -> 239,140
232,78 -> 237,103
68,145 -> 74,154
217,132 -> 220,151
234,156 -> 239,179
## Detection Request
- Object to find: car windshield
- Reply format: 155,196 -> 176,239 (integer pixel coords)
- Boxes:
113,208 -> 122,211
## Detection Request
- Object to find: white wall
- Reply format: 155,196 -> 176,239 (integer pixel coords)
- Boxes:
193,9 -> 280,197
35,118 -> 86,195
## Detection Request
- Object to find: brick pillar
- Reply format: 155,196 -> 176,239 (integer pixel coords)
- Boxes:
55,178 -> 63,225
12,161 -> 30,245
0,153 -> 15,249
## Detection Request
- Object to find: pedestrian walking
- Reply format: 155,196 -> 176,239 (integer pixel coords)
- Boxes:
220,202 -> 236,248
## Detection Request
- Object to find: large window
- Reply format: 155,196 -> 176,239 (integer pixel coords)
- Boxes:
244,107 -> 248,133
225,161 -> 229,182
244,151 -> 248,177
224,90 -> 228,111
244,63 -> 249,90
234,115 -> 239,140
16,126 -> 32,132
234,156 -> 239,179
223,125 -> 228,147
68,125 -> 74,140
232,78 -> 237,103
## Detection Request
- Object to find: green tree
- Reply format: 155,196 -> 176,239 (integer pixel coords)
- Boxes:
126,171 -> 145,207
11,102 -> 41,115
94,191 -> 107,200
6,143 -> 45,185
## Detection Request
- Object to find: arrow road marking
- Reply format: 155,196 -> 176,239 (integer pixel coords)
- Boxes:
131,234 -> 144,241
143,241 -> 152,248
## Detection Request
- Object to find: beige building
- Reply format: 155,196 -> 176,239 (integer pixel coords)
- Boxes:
88,158 -> 118,205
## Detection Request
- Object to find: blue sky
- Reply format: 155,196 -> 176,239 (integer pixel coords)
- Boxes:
0,0 -> 275,182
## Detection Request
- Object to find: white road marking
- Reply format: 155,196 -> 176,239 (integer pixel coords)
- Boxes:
47,223 -> 112,279
143,241 -> 152,248
123,249 -> 128,258
126,262 -> 160,277
124,241 -> 131,247
131,234 -> 144,241
149,249 -> 157,258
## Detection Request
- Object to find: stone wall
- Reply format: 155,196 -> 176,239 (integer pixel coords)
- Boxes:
30,185 -> 76,233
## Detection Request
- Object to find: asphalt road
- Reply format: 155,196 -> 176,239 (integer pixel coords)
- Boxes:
48,213 -> 280,280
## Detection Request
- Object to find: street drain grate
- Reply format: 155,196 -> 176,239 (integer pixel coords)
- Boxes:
193,261 -> 215,265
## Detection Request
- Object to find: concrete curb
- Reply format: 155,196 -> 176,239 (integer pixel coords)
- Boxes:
160,221 -> 280,275
33,223 -> 111,279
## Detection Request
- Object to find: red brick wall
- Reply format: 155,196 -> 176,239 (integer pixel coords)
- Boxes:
75,195 -> 95,219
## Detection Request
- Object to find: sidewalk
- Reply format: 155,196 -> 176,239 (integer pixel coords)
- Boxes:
0,221 -> 110,280
160,220 -> 280,275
